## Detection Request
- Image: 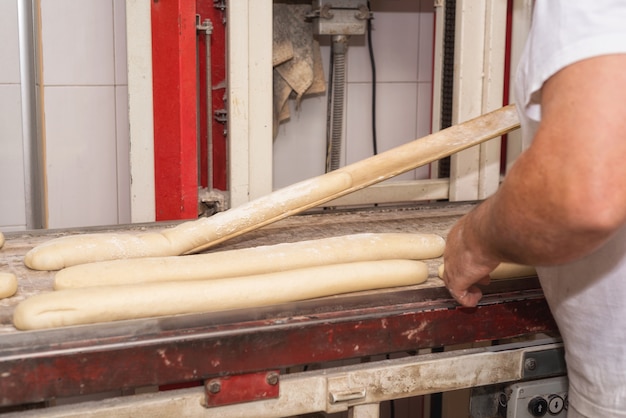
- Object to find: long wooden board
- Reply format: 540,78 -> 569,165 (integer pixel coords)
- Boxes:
186,104 -> 519,253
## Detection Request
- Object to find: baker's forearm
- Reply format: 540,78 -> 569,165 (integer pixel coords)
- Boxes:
443,55 -> 626,307
464,152 -> 617,267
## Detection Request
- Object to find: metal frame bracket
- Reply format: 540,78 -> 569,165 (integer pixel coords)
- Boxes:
203,370 -> 280,408
522,346 -> 566,380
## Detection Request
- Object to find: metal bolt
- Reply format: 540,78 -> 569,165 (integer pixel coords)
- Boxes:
266,372 -> 279,386
525,357 -> 537,371
206,380 -> 221,394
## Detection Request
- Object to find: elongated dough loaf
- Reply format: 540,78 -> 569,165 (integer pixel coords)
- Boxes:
24,172 -> 352,271
0,272 -> 17,299
437,262 -> 536,280
14,259 -> 428,330
54,233 -> 445,289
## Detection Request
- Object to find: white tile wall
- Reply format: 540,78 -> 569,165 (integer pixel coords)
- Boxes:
273,0 -> 435,190
272,95 -> 328,188
2,0 -> 434,228
0,85 -> 26,230
1,0 -> 130,230
347,9 -> 421,83
417,7 -> 434,83
38,0 -> 130,228
113,0 -> 127,85
114,0 -> 130,224
115,85 -> 131,224
40,0 -> 115,86
0,0 -> 27,231
44,86 -> 119,228
0,0 -> 21,84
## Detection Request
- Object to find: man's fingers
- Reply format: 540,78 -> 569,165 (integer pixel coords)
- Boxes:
477,276 -> 491,286
441,265 -> 489,307
447,285 -> 483,308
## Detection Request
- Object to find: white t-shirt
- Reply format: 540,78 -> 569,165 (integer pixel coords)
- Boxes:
514,2 -> 626,417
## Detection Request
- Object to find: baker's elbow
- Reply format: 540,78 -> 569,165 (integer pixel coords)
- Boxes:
564,200 -> 626,237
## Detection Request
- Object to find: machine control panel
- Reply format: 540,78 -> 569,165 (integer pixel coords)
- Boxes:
507,376 -> 568,418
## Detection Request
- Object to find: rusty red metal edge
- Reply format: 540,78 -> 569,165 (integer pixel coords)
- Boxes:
0,280 -> 557,408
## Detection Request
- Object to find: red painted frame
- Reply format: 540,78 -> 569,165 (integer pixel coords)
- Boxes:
151,0 -> 198,221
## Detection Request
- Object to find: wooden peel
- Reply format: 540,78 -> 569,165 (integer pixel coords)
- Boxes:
184,104 -> 520,254
25,105 -> 519,270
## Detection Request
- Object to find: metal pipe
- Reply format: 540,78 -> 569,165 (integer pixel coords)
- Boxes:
18,0 -> 45,229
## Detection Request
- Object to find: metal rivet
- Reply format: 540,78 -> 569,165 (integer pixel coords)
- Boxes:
525,357 -> 537,371
206,380 -> 221,394
266,372 -> 279,386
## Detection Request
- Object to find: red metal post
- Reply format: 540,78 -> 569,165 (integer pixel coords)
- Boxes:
151,0 -> 198,221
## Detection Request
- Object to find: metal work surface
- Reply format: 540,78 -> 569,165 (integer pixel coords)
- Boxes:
0,203 -> 558,410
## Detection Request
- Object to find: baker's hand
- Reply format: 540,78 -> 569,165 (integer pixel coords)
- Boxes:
442,216 -> 499,307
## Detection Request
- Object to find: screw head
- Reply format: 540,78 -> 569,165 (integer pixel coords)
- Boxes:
525,358 -> 537,371
266,372 -> 279,386
206,380 -> 221,394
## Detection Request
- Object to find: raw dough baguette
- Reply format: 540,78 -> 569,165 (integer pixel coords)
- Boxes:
54,233 -> 445,289
0,272 -> 17,299
14,259 -> 428,330
437,262 -> 536,280
24,172 -> 352,271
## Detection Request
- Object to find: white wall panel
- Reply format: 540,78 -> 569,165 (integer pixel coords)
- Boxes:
348,82 -> 419,182
40,0 -> 115,86
415,81 -> 433,179
345,82 -> 375,165
44,86 -> 118,228
115,85 -> 130,224
113,0 -> 127,85
0,0 -> 21,84
227,0 -> 273,206
38,0 -> 129,228
125,0 -> 154,223
0,0 -> 27,231
449,0 -> 507,201
114,0 -> 130,224
0,85 -> 27,230
417,6 -> 434,83
347,5 -> 421,83
272,96 -> 328,190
